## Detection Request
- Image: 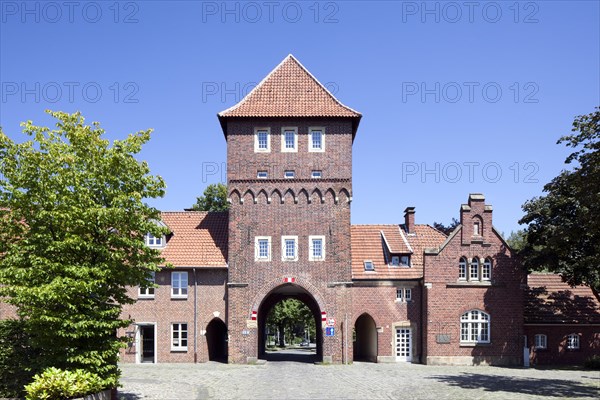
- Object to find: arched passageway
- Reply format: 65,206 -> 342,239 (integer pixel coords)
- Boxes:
206,318 -> 228,362
354,313 -> 378,362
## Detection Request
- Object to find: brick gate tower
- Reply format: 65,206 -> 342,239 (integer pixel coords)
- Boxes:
218,55 -> 361,363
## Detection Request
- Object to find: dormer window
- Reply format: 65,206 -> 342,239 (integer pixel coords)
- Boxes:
390,255 -> 410,267
400,255 -> 410,266
391,256 -> 400,266
145,233 -> 164,247
364,260 -> 374,271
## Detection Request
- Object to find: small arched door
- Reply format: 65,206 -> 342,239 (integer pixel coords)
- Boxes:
354,313 -> 377,362
206,318 -> 228,362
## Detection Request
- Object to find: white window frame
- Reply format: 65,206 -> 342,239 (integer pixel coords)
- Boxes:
281,127 -> 298,152
400,255 -> 410,267
364,260 -> 374,271
171,271 -> 188,299
145,233 -> 165,248
138,271 -> 156,299
391,256 -> 400,266
311,170 -> 322,179
255,236 -> 271,262
566,333 -> 580,350
460,310 -> 490,344
308,127 -> 325,152
470,258 -> 480,281
309,235 -> 325,261
534,334 -> 547,350
254,127 -> 271,152
459,257 -> 467,280
284,170 -> 295,179
396,288 -> 412,302
281,235 -> 298,261
257,170 -> 268,179
171,323 -> 188,352
482,258 -> 492,281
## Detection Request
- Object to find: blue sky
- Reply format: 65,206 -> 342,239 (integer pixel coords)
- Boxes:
1,0 -> 599,235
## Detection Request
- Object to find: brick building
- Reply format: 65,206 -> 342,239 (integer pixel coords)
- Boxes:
2,55 -> 598,366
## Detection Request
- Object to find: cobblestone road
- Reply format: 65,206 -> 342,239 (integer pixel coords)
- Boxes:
119,361 -> 599,400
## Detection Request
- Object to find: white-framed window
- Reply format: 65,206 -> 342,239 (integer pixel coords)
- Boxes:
309,127 -> 325,152
171,271 -> 188,298
171,323 -> 188,351
396,288 -> 412,302
460,310 -> 490,344
284,170 -> 295,179
400,255 -> 410,266
254,128 -> 270,152
459,257 -> 467,280
281,127 -> 297,152
473,221 -> 480,236
138,271 -> 156,298
311,170 -> 322,179
482,258 -> 492,281
145,233 -> 164,247
255,236 -> 271,261
534,334 -> 547,350
281,236 -> 298,261
364,260 -> 374,271
309,235 -> 325,261
566,333 -> 580,350
391,256 -> 400,266
257,170 -> 268,179
470,258 -> 479,280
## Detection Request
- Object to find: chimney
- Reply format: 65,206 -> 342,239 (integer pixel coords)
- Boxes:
404,207 -> 415,234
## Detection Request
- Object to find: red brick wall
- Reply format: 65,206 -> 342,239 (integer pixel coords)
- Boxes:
119,268 -> 227,363
423,197 -> 525,365
526,325 -> 600,365
226,117 -> 355,363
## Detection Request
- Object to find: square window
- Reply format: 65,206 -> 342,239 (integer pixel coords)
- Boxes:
254,128 -> 270,152
396,288 -> 412,302
255,237 -> 271,261
567,334 -> 580,350
171,271 -> 188,298
400,256 -> 410,266
309,236 -> 325,261
364,260 -> 374,271
257,171 -> 268,179
171,323 -> 188,351
534,334 -> 547,350
284,170 -> 295,179
139,271 -> 156,298
391,256 -> 400,266
282,236 -> 298,261
311,170 -> 322,179
281,128 -> 297,152
309,128 -> 325,152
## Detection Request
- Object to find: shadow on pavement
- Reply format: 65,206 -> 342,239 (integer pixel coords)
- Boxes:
429,373 -> 599,398
117,392 -> 143,400
263,348 -> 319,363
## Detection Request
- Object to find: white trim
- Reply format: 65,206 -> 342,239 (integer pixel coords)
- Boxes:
138,271 -> 156,299
398,226 -> 414,253
255,236 -> 272,261
281,127 -> 298,152
309,235 -> 325,261
257,171 -> 268,179
311,170 -> 322,179
284,170 -> 296,179
135,322 -> 157,364
308,127 -> 325,152
145,233 -> 165,248
460,310 -> 490,344
566,333 -> 580,350
281,235 -> 298,261
171,271 -> 188,299
394,327 -> 413,362
534,334 -> 547,350
254,127 -> 271,152
171,322 -> 189,352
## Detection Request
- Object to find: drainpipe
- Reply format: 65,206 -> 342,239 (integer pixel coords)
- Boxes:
194,267 -> 197,363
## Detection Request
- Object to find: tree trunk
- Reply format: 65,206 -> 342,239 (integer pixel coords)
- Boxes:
278,323 -> 285,347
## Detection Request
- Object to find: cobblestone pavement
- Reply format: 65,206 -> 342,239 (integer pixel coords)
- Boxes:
119,361 -> 600,400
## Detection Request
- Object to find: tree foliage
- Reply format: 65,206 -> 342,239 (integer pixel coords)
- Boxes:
519,107 -> 600,302
190,183 -> 229,212
433,218 -> 460,235
266,299 -> 315,347
0,111 -> 168,387
505,230 -> 527,253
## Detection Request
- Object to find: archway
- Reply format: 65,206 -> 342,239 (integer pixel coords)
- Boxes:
354,313 -> 378,362
257,283 -> 323,363
206,318 -> 228,362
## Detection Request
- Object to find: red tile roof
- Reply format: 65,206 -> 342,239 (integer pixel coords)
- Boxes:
351,224 -> 447,280
525,273 -> 600,324
159,211 -> 228,267
218,55 -> 361,121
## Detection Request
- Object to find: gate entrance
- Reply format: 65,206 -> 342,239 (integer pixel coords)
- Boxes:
354,313 -> 377,362
206,318 -> 228,362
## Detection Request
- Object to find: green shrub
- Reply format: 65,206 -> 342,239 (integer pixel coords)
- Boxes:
584,355 -> 600,370
25,367 -> 104,400
0,319 -> 40,398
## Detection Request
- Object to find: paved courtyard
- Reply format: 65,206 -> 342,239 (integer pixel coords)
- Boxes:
118,360 -> 600,400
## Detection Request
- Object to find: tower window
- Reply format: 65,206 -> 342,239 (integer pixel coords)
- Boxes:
257,171 -> 268,179
254,128 -> 271,152
309,128 -> 325,152
281,128 -> 298,152
311,170 -> 322,179
284,170 -> 295,179
309,235 -> 325,261
281,236 -> 298,261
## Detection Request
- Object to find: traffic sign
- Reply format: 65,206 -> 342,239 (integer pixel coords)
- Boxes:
325,327 -> 335,336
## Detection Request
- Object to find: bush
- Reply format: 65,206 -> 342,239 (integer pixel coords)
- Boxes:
584,355 -> 600,370
0,319 -> 40,398
25,367 -> 104,400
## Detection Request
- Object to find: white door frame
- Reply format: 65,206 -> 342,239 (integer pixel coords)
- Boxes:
395,327 -> 413,362
135,322 -> 157,364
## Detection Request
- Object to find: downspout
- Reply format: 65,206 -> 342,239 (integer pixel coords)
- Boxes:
419,277 -> 424,364
194,267 -> 197,363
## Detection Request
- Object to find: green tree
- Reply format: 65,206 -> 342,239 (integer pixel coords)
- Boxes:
266,299 -> 314,347
519,107 -> 600,302
433,218 -> 460,235
505,230 -> 527,253
0,111 -> 168,388
190,183 -> 229,211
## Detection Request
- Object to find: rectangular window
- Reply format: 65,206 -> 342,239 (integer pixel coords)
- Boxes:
255,236 -> 271,261
470,259 -> 479,280
364,260 -> 374,271
311,170 -> 322,179
482,259 -> 491,281
171,271 -> 188,298
396,288 -> 412,302
391,256 -> 400,266
171,323 -> 188,351
534,334 -> 547,350
281,128 -> 297,152
139,271 -> 155,298
309,236 -> 325,261
282,236 -> 298,261
284,170 -> 295,179
567,334 -> 580,350
254,128 -> 270,152
145,233 -> 163,247
257,171 -> 268,179
309,128 -> 325,152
